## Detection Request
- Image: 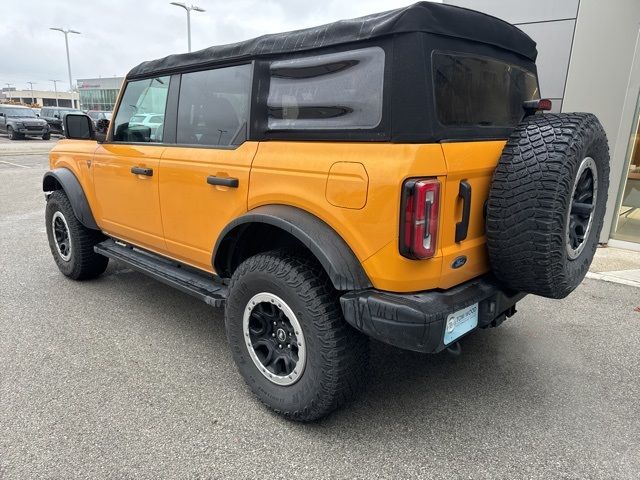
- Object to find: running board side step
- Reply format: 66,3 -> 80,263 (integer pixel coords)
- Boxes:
95,239 -> 228,307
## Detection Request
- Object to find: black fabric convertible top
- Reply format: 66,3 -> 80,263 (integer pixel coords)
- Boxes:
127,2 -> 536,79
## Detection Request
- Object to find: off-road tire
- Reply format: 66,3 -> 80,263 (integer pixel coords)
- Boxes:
45,190 -> 109,280
225,250 -> 369,421
486,113 -> 609,299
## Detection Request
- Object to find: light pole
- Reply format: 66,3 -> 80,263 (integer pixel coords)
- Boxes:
27,81 -> 36,104
49,27 -> 81,91
169,3 -> 205,53
50,80 -> 61,107
4,83 -> 13,103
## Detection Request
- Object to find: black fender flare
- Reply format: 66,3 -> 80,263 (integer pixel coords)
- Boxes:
212,205 -> 372,291
43,168 -> 99,230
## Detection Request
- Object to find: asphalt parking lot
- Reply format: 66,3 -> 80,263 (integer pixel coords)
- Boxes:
1,141 -> 639,479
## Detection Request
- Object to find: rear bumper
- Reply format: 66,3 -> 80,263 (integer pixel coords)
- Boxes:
340,275 -> 526,353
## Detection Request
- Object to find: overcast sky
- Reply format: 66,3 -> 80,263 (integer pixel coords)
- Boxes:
0,0 -> 431,92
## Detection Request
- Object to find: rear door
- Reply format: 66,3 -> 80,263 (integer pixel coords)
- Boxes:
432,52 -> 540,288
158,63 -> 257,271
92,76 -> 171,253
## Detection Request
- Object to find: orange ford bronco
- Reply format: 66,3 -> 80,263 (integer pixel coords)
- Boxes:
43,2 -> 609,421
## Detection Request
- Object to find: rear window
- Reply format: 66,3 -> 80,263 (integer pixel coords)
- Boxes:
433,52 -> 539,128
267,47 -> 385,131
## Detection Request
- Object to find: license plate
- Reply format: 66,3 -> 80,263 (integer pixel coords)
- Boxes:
444,303 -> 479,345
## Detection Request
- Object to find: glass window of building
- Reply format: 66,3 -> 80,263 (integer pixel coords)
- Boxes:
612,90 -> 640,243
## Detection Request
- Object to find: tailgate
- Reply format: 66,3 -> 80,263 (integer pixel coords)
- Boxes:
437,141 -> 506,288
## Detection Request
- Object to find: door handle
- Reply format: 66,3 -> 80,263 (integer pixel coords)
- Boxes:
207,175 -> 239,188
455,180 -> 472,243
131,166 -> 153,176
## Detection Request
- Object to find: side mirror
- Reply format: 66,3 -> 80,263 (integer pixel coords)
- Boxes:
95,118 -> 110,143
64,114 -> 95,140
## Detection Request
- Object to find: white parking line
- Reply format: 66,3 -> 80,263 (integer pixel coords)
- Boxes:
0,160 -> 30,169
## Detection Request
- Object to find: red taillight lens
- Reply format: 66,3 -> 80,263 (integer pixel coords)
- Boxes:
400,178 -> 440,259
537,98 -> 553,111
523,98 -> 552,112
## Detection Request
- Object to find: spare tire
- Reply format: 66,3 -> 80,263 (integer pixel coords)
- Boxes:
486,113 -> 609,299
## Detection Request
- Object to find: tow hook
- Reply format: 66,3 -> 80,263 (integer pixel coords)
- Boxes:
446,341 -> 462,356
489,305 -> 518,329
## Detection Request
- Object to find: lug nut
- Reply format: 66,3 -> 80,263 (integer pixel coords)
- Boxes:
272,333 -> 275,337
279,344 -> 283,349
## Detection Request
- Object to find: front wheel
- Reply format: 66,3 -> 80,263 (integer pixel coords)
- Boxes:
45,190 -> 109,280
225,251 -> 369,421
42,132 -> 51,140
8,126 -> 20,140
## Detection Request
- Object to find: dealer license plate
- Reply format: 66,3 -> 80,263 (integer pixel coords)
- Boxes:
443,303 -> 479,345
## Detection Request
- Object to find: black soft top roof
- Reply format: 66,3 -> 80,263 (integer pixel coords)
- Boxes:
127,2 -> 537,79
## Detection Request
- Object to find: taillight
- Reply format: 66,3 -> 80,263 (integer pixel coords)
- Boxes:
400,178 -> 440,259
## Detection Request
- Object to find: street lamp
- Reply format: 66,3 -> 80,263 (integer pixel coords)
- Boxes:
49,80 -> 61,107
169,3 -> 205,53
49,27 -> 81,92
27,81 -> 37,105
4,83 -> 13,103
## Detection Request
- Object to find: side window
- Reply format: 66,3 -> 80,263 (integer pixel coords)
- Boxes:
267,47 -> 385,130
112,76 -> 170,143
176,64 -> 252,147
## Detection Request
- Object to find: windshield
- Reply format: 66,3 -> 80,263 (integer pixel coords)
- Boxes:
433,52 -> 540,128
130,114 -> 146,124
4,108 -> 37,118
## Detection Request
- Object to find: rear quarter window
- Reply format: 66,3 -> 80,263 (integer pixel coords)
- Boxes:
433,52 -> 539,128
267,47 -> 385,130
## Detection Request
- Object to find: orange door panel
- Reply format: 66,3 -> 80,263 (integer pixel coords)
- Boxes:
158,142 -> 259,271
92,144 -> 166,252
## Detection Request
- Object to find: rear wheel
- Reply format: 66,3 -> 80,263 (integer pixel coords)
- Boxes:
45,190 -> 109,280
486,113 -> 610,299
225,251 -> 368,421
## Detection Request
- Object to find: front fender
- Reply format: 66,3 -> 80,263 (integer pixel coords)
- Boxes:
43,168 -> 99,230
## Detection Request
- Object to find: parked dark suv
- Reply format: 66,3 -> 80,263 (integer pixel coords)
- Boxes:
40,107 -> 84,135
0,105 -> 50,140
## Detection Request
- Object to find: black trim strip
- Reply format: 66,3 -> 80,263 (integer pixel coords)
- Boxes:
455,180 -> 471,243
207,175 -> 239,188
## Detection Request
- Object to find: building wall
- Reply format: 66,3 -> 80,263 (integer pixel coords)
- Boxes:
77,77 -> 124,111
1,89 -> 79,109
562,0 -> 640,242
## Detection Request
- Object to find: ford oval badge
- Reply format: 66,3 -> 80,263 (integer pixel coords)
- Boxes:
452,256 -> 467,269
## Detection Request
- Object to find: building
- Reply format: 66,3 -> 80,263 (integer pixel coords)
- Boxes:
0,88 -> 79,108
77,77 -> 123,112
445,0 -> 640,250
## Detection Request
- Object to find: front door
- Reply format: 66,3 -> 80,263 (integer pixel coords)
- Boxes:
158,64 -> 256,271
92,76 -> 171,253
